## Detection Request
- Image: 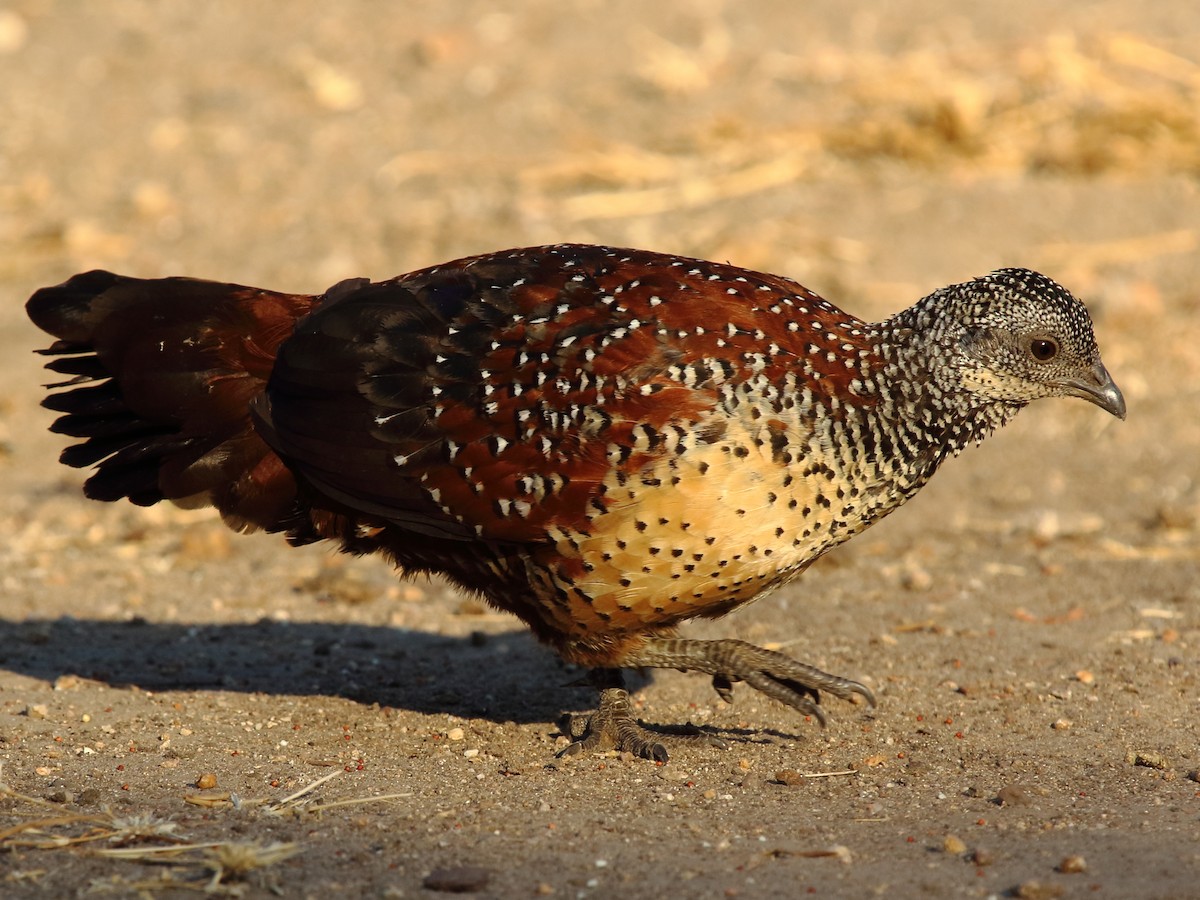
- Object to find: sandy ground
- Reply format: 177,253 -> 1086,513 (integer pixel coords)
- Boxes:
1,2 -> 1198,897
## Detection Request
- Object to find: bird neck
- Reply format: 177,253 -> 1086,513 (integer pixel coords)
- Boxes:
852,300 -> 1025,492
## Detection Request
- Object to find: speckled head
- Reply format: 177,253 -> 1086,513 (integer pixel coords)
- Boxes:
919,267 -> 1126,420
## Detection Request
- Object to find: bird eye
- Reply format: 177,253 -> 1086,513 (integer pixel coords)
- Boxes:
1030,338 -> 1059,361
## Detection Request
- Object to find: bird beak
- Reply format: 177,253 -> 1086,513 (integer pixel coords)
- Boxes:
1060,361 -> 1126,420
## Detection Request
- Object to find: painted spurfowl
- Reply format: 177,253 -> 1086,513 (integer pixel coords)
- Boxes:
27,244 -> 1125,761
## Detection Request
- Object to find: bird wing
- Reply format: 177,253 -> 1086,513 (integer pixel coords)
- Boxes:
254,244 -> 870,545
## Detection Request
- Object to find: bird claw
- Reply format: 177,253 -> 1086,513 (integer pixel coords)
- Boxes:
716,644 -> 874,727
559,687 -> 671,762
560,644 -> 873,763
560,674 -> 727,762
711,672 -> 736,705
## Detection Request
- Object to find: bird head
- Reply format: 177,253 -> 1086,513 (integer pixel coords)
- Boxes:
931,268 -> 1126,420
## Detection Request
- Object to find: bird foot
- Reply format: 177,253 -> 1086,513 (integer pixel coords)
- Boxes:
558,671 -> 725,763
624,638 -> 875,728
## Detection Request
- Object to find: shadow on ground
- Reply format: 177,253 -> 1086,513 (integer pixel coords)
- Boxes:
0,617 -> 587,724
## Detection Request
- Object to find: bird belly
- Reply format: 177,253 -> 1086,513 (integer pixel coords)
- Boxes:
528,420 -> 867,648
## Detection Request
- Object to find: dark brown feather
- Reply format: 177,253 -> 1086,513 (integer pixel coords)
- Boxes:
29,271 -> 316,531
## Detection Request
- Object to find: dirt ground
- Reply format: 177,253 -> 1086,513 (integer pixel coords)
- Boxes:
1,2 -> 1198,897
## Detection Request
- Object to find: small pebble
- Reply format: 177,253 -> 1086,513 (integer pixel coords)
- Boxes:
1126,750 -> 1168,770
996,784 -> 1032,807
0,10 -> 30,54
1186,769 -> 1200,783
1058,855 -> 1087,873
446,727 -> 465,742
901,565 -> 932,591
1015,880 -> 1064,899
422,866 -> 490,893
301,58 -> 364,112
78,787 -> 101,805
774,769 -> 805,786
1051,718 -> 1072,730
196,773 -> 218,790
971,848 -> 995,866
1073,669 -> 1094,684
942,835 -> 966,854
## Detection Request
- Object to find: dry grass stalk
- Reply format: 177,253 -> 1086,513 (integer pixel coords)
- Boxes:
510,31 -> 1200,223
97,840 -> 301,893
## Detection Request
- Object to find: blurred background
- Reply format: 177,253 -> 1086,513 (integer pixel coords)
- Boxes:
2,0 -> 1198,311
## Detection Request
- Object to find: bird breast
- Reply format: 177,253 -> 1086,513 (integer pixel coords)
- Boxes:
524,401 -> 905,639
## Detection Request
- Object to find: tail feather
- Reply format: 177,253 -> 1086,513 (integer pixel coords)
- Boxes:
50,409 -> 168,441
27,270 -> 317,532
42,381 -> 125,416
44,355 -> 110,379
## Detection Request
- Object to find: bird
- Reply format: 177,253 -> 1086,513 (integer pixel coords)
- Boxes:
26,243 -> 1125,761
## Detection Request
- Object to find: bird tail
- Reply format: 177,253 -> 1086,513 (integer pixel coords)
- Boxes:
27,270 -> 317,533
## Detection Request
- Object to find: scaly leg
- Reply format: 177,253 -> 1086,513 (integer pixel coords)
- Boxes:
622,637 -> 875,727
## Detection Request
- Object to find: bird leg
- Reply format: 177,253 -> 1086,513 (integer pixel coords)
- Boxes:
559,668 -> 725,763
622,638 -> 875,728
560,639 -> 872,762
